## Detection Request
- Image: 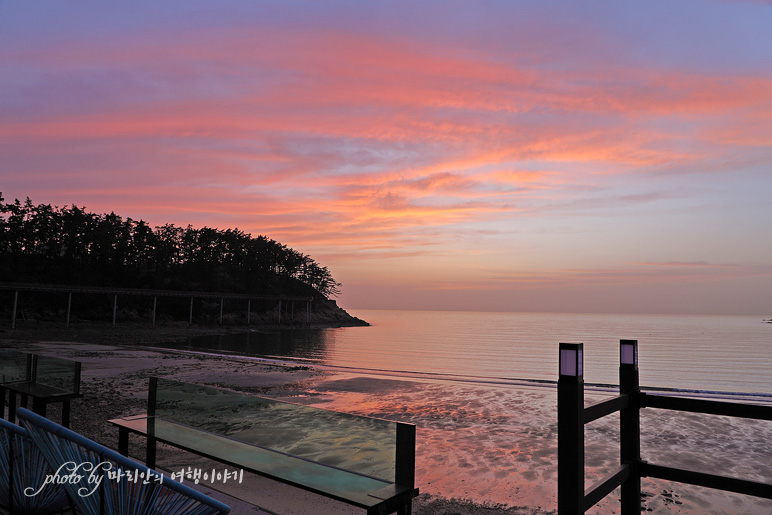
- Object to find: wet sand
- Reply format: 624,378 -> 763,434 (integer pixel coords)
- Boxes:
3,324 -> 772,514
1,332 -> 551,514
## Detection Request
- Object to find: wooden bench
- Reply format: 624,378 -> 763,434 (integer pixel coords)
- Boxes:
1,350 -> 81,427
109,377 -> 419,515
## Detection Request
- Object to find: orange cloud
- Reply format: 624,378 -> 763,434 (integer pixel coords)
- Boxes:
4,20 -> 772,297
414,262 -> 772,294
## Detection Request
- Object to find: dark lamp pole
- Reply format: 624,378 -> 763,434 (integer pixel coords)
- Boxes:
558,342 -> 584,514
619,339 -> 641,514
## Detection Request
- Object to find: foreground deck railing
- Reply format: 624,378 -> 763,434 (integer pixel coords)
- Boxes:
557,339 -> 772,514
1,350 -> 82,427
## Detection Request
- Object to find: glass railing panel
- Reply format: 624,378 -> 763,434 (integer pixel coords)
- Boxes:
153,378 -> 396,480
34,355 -> 80,394
0,350 -> 31,383
150,418 -> 390,502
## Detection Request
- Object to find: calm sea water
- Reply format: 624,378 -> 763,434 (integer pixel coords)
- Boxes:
170,310 -> 772,511
177,310 -> 772,395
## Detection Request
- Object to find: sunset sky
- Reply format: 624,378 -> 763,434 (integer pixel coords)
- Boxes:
2,1 -> 771,315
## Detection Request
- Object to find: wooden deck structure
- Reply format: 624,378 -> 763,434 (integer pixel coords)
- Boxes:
0,282 -> 313,328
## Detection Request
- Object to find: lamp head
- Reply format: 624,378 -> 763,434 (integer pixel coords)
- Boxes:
620,339 -> 638,369
559,342 -> 583,379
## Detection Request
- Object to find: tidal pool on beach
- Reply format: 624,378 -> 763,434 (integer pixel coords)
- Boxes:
287,373 -> 772,514
6,337 -> 772,514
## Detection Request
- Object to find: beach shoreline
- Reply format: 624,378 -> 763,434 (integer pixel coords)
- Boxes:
4,323 -> 772,514
1,324 -> 554,514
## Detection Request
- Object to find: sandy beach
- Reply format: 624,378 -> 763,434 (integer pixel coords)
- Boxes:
2,322 -> 555,514
3,322 -> 772,514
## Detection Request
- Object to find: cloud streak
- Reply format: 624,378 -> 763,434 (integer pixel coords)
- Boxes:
1,1 -> 771,313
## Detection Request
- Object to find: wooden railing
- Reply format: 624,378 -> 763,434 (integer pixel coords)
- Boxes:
1,282 -> 312,328
557,340 -> 772,514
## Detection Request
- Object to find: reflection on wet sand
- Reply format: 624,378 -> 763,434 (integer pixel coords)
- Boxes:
5,337 -> 772,513
182,329 -> 332,361
291,374 -> 772,514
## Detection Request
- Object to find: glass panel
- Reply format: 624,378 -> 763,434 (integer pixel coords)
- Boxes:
154,378 -> 396,481
34,355 -> 79,394
0,350 -> 31,383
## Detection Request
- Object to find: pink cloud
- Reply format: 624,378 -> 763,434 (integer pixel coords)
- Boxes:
420,262 -> 772,293
631,261 -> 743,269
3,20 -> 771,295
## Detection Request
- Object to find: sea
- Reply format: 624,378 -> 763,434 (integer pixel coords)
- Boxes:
174,310 -> 772,396
162,310 -> 772,512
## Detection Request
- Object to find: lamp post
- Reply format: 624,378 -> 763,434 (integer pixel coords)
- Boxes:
558,342 -> 584,515
619,339 -> 641,514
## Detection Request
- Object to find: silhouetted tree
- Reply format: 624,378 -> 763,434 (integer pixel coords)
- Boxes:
0,194 -> 341,298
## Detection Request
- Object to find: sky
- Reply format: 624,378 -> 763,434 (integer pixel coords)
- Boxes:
1,0 -> 771,315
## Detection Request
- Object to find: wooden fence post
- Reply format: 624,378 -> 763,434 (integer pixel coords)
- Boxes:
11,290 -> 18,329
66,292 -> 72,327
558,343 -> 584,515
620,339 -> 642,514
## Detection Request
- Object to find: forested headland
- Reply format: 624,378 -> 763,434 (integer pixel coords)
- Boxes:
0,195 -> 365,326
